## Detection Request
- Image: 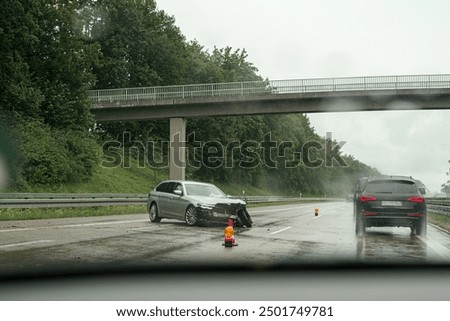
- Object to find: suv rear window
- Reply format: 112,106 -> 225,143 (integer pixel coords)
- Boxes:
365,180 -> 418,194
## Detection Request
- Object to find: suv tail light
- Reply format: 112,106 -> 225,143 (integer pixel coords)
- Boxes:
407,196 -> 425,203
360,195 -> 377,202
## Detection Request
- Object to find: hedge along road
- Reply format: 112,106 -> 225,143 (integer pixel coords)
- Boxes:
1,201 -> 450,275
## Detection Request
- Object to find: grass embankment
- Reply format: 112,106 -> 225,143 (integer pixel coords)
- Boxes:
18,162 -> 167,194
428,212 -> 450,233
0,161 -> 283,221
0,162 -> 158,221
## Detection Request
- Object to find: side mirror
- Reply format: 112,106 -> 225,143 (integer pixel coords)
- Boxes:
418,187 -> 426,195
173,189 -> 182,196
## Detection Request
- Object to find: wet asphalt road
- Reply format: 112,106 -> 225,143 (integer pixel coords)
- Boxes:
1,201 -> 450,273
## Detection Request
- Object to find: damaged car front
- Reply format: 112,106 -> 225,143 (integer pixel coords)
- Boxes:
192,197 -> 252,227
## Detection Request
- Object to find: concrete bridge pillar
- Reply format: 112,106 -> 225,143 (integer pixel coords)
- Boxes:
169,117 -> 186,180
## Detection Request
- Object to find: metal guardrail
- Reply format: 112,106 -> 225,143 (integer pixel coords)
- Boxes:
2,193 -> 447,211
89,74 -> 450,104
0,193 -> 148,209
427,197 -> 450,216
0,193 -> 341,209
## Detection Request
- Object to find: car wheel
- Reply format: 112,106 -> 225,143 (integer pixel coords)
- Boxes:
185,206 -> 198,226
149,203 -> 161,222
237,209 -> 253,227
416,219 -> 427,236
355,215 -> 365,235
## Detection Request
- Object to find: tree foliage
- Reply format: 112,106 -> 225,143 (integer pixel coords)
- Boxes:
0,0 -> 100,188
0,0 -> 377,194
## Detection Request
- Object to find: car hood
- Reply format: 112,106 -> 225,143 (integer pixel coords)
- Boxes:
187,195 -> 245,206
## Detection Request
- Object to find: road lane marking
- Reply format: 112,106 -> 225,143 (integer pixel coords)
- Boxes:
0,219 -> 149,233
417,235 -> 450,262
0,228 -> 36,233
250,205 -> 312,214
0,240 -> 53,249
428,223 -> 450,235
270,226 -> 293,235
55,219 -> 149,229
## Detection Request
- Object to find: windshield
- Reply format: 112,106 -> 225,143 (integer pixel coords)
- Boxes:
1,0 -> 450,285
185,184 -> 226,198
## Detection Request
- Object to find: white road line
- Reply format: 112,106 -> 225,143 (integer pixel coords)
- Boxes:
428,223 -> 450,235
270,226 -> 293,235
0,219 -> 149,233
55,219 -> 148,229
251,205 -> 311,214
0,228 -> 36,233
417,235 -> 450,262
0,240 -> 53,249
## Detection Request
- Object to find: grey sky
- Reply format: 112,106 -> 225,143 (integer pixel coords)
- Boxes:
156,0 -> 450,192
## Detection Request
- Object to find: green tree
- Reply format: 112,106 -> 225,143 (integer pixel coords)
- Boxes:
211,47 -> 261,82
0,0 -> 100,188
0,0 -> 45,121
89,0 -> 187,88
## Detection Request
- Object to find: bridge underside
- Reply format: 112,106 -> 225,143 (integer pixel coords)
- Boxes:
92,89 -> 450,122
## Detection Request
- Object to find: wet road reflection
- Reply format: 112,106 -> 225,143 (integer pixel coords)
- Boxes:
356,228 -> 427,263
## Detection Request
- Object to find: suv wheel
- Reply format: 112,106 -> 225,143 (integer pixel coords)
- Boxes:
416,219 -> 427,236
355,215 -> 365,235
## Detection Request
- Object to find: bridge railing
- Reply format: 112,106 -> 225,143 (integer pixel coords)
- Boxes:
90,80 -> 271,103
270,74 -> 450,94
89,74 -> 450,105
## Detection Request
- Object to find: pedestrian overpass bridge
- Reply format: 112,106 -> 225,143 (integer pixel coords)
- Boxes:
88,74 -> 450,179
90,74 -> 450,121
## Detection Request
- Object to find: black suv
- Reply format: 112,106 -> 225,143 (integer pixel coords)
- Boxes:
355,175 -> 427,235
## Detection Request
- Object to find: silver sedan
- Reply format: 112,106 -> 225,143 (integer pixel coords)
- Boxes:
147,180 -> 253,227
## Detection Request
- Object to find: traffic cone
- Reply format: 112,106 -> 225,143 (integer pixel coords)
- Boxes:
222,218 -> 238,247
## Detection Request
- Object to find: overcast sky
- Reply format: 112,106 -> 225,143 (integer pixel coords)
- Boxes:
156,0 -> 450,193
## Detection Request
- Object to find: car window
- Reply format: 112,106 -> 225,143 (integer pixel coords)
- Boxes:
185,184 -> 226,197
358,178 -> 368,192
155,182 -> 168,192
365,180 -> 418,194
164,182 -> 176,193
173,183 -> 183,194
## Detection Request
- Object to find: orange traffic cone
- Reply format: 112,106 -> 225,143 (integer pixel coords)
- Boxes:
222,218 -> 238,247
